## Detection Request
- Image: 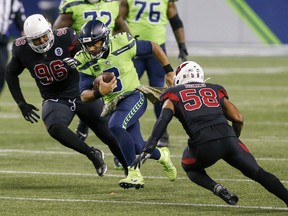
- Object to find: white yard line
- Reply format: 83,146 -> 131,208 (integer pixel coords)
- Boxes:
0,148 -> 287,161
0,170 -> 287,184
0,196 -> 287,211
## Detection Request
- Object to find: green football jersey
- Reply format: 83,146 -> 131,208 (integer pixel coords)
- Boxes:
58,0 -> 120,33
125,0 -> 170,45
74,32 -> 141,104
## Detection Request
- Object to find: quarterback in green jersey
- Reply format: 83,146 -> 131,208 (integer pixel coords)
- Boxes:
53,0 -> 129,154
53,0 -> 128,34
75,20 -> 177,189
119,0 -> 188,147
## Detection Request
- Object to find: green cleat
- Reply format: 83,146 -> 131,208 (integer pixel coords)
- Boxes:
119,167 -> 144,189
158,147 -> 177,181
114,157 -> 124,171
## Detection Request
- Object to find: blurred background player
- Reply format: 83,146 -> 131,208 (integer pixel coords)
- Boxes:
53,0 -> 129,143
0,0 -> 26,98
134,61 -> 288,206
75,20 -> 177,189
54,0 -> 129,35
6,14 -> 128,177
119,0 -> 188,147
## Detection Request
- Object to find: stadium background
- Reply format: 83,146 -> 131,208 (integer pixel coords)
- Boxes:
2,1 -> 288,213
9,0 -> 288,44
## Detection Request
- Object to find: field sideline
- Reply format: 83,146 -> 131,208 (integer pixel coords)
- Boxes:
0,56 -> 287,215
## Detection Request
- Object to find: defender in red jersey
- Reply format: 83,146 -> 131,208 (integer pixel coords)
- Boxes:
6,14 -> 128,177
134,61 -> 288,206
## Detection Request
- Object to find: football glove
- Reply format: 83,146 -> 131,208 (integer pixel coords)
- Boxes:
178,43 -> 188,63
18,102 -> 40,123
132,152 -> 151,169
63,57 -> 77,69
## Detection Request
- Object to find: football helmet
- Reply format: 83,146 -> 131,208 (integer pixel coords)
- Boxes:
174,61 -> 204,85
24,14 -> 54,53
79,20 -> 110,59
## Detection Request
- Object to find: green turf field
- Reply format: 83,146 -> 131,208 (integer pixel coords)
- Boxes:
0,56 -> 287,215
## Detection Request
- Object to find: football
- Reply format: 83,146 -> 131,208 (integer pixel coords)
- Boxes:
93,72 -> 115,89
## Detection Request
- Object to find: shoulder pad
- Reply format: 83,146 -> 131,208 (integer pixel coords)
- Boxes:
14,36 -> 27,47
112,32 -> 134,42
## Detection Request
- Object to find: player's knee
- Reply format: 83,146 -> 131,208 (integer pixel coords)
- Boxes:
108,124 -> 125,137
47,123 -> 66,139
181,157 -> 197,173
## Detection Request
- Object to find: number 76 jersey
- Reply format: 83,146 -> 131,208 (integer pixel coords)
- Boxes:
160,82 -> 230,135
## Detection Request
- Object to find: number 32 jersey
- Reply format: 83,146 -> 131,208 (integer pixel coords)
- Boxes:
11,28 -> 80,100
160,82 -> 236,144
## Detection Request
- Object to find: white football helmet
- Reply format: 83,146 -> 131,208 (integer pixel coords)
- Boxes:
174,61 -> 204,85
24,14 -> 54,53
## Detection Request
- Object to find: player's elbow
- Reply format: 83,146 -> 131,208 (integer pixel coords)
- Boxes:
233,111 -> 243,124
80,94 -> 89,102
80,90 -> 94,103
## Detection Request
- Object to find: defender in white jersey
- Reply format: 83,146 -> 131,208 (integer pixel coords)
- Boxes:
75,20 -> 177,189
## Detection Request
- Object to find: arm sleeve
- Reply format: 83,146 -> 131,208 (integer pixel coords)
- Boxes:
142,108 -> 174,153
5,56 -> 26,104
169,14 -> 183,31
217,85 -> 229,106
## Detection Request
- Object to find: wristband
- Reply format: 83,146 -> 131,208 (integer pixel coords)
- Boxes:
163,64 -> 174,74
93,89 -> 102,99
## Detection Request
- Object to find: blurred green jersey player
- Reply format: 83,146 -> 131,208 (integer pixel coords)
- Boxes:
54,0 -> 128,34
119,0 -> 188,147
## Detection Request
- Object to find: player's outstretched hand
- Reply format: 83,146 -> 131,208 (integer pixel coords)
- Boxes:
166,71 -> 176,87
63,57 -> 77,69
178,43 -> 188,63
18,102 -> 40,123
132,152 -> 151,169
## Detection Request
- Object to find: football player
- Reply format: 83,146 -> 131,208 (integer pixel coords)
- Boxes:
5,14 -> 128,177
75,20 -> 177,189
133,61 -> 288,206
53,0 -> 129,154
119,0 -> 188,147
53,0 -> 128,36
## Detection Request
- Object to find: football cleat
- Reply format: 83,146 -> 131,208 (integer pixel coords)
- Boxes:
88,147 -> 107,177
158,147 -> 177,181
114,157 -> 124,171
213,184 -> 239,205
119,167 -> 144,189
